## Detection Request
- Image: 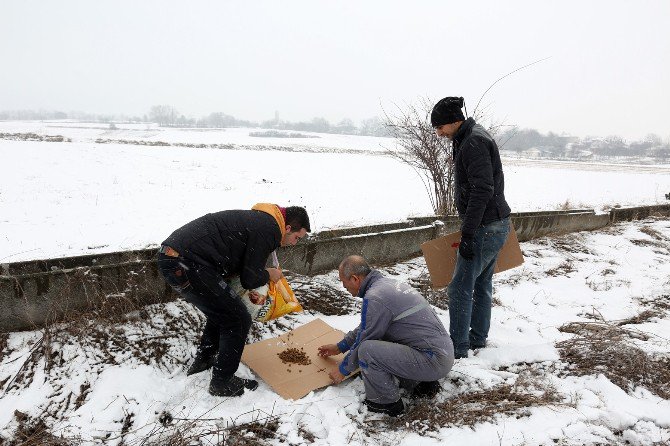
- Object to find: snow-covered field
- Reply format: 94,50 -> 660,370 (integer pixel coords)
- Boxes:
1,218 -> 669,445
1,121 -> 670,444
1,121 -> 670,263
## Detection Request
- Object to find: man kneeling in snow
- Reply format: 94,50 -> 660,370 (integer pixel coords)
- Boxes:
318,255 -> 454,417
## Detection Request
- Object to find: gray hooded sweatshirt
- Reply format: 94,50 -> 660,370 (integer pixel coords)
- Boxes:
337,270 -> 453,376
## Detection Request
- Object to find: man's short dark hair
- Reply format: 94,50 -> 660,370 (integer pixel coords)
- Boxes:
285,206 -> 311,232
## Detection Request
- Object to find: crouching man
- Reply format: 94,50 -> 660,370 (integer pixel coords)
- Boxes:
318,255 -> 454,417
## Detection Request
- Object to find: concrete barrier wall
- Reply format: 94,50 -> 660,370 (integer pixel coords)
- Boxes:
1,205 -> 667,332
610,203 -> 670,223
409,209 -> 611,242
277,225 -> 437,275
0,259 -> 171,332
511,211 -> 610,242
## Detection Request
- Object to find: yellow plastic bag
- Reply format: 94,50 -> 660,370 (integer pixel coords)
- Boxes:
260,277 -> 303,322
231,276 -> 303,323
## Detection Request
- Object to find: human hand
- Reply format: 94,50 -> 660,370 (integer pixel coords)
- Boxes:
248,290 -> 266,305
318,344 -> 341,357
458,234 -> 474,260
328,368 -> 346,384
266,267 -> 282,283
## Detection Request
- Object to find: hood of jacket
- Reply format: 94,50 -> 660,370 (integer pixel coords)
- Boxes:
251,203 -> 286,238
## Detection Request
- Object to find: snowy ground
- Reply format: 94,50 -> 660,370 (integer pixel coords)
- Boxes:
2,121 -> 670,263
1,217 -> 669,445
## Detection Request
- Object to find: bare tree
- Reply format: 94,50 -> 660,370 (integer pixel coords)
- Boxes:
384,59 -> 550,217
383,98 -> 456,216
149,105 -> 179,127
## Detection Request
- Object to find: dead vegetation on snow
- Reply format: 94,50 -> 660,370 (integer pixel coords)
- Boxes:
558,316 -> 670,400
391,371 -> 563,433
0,411 -> 74,446
0,301 -> 203,437
407,274 -> 450,310
0,132 -> 70,143
133,409 -> 307,446
287,272 -> 359,316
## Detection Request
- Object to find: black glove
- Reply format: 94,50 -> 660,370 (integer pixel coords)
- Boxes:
459,234 -> 474,260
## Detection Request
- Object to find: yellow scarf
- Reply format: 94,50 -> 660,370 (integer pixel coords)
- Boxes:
251,203 -> 286,238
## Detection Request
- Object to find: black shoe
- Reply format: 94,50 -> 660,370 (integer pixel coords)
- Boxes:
454,351 -> 468,359
363,399 -> 405,417
209,375 -> 258,397
411,381 -> 441,399
186,352 -> 217,376
470,343 -> 486,350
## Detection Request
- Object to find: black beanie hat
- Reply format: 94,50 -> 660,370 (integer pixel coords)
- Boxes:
431,96 -> 465,127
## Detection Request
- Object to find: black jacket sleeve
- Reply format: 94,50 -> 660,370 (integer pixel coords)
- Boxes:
461,136 -> 495,236
239,229 -> 275,289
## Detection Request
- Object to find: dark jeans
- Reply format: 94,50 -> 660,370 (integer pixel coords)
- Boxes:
447,217 -> 510,357
157,254 -> 252,379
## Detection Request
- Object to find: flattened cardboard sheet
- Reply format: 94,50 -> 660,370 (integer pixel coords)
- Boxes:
241,318 -> 352,400
421,222 -> 524,289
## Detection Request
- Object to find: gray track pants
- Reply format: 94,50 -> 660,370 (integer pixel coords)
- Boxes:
357,339 -> 454,404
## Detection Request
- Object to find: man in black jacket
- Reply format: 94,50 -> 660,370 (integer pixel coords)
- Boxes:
431,97 -> 511,359
158,203 -> 310,396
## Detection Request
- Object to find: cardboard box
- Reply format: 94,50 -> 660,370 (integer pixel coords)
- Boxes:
420,221 -> 524,289
241,318 -> 354,400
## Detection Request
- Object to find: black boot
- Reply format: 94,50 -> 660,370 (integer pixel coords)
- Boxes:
411,380 -> 441,399
363,399 -> 405,417
209,375 -> 258,397
186,351 -> 217,376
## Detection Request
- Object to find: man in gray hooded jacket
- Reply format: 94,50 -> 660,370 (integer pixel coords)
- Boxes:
318,255 -> 454,416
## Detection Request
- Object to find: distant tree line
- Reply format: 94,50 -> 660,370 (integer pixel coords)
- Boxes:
146,105 -> 390,137
0,109 -> 147,123
496,127 -> 670,160
2,107 -> 668,159
0,106 -> 390,137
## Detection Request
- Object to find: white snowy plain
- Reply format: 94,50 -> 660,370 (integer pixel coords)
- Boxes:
1,120 -> 669,262
1,121 -> 670,445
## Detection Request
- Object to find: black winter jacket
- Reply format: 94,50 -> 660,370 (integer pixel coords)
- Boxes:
162,210 -> 281,289
452,118 -> 511,236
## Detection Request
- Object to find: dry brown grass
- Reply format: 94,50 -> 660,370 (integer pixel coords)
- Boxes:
393,372 -> 562,433
0,333 -> 9,363
630,238 -> 668,249
5,302 -> 200,396
407,274 -> 449,310
136,411 -> 286,446
542,233 -> 596,256
286,272 -> 359,316
617,309 -> 663,325
297,424 -> 316,443
225,416 -> 280,446
0,299 -> 203,439
0,132 -> 69,143
497,269 -> 540,288
640,225 -> 668,241
1,411 -> 76,446
545,259 -> 577,277
639,294 -> 670,312
558,320 -> 670,399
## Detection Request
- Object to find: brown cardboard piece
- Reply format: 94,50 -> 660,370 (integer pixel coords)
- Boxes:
241,318 -> 353,400
421,222 -> 524,289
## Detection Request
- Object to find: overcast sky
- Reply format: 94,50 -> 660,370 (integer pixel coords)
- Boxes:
1,0 -> 668,140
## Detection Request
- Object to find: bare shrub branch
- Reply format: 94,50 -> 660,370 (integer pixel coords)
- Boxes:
382,98 -> 455,216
